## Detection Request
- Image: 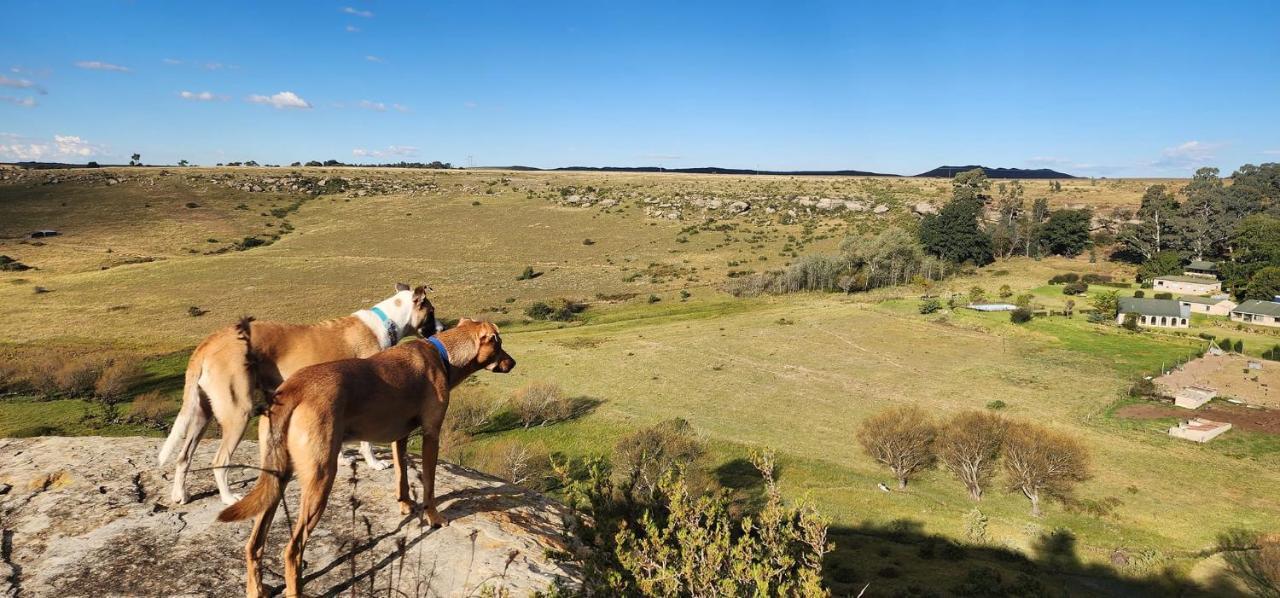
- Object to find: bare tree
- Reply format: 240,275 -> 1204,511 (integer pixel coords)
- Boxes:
1003,422 -> 1090,516
937,411 -> 1007,500
858,405 -> 937,489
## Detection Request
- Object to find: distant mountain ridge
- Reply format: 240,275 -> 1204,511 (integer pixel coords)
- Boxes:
485,165 -> 898,177
914,165 -> 1076,179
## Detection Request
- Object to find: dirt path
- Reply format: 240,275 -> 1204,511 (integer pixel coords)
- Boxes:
1116,402 -> 1280,435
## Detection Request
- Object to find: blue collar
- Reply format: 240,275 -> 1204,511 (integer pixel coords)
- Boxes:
369,306 -> 400,347
426,336 -> 451,375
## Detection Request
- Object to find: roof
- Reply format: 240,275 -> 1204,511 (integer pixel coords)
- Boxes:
1178,295 -> 1231,306
1155,275 -> 1221,285
1185,260 -> 1218,271
1178,418 -> 1230,432
1118,297 -> 1189,318
1233,300 -> 1280,318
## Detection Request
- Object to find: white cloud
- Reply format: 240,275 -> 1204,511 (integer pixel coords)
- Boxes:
179,90 -> 226,102
1262,149 -> 1280,156
393,103 -> 410,113
364,55 -> 384,63
0,95 -> 37,107
342,6 -> 374,17
0,75 -> 46,94
352,145 -> 418,159
358,99 -> 387,111
162,58 -> 183,65
75,60 -> 130,72
463,101 -> 478,109
246,91 -> 312,109
0,133 -> 104,160
1150,140 -> 1225,170
346,25 -> 361,32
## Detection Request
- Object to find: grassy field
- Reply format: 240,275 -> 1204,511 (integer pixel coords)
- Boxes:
2,167 -> 1271,594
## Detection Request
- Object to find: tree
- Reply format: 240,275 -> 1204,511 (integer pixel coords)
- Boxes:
1090,290 -> 1120,319
1179,167 -> 1231,260
920,196 -> 994,266
1035,209 -> 1092,257
177,159 -> 189,167
613,418 -> 705,504
1222,215 -> 1280,299
1136,250 -> 1183,282
937,411 -> 1007,500
858,405 -> 937,489
1002,422 -> 1090,517
1248,267 -> 1280,301
968,286 -> 987,305
1117,185 -> 1181,260
952,168 -> 992,204
129,153 -> 141,166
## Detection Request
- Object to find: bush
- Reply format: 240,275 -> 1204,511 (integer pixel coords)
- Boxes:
1153,292 -> 1173,300
1048,273 -> 1079,284
919,297 -> 941,314
1133,290 -> 1145,298
1122,313 -> 1139,331
127,391 -> 178,427
94,357 -> 144,400
1062,281 -> 1088,295
516,265 -> 540,280
613,418 -> 706,503
1082,273 -> 1112,284
52,356 -> 108,397
511,382 -> 576,428
1010,307 -> 1033,324
525,298 -> 587,321
986,400 -> 1007,410
470,439 -> 552,490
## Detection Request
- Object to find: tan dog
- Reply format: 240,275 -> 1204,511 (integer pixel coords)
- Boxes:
158,283 -> 439,505
218,318 -> 515,598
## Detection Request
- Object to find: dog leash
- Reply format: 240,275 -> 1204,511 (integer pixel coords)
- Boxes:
369,306 -> 400,347
426,336 -> 451,377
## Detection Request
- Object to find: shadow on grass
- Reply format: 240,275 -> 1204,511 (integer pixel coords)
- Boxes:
822,518 -> 1248,597
472,396 -> 603,436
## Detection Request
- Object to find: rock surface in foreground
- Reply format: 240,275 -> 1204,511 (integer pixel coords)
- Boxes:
0,437 -> 579,597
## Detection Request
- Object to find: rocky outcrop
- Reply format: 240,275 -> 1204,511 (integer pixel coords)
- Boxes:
0,437 -> 579,597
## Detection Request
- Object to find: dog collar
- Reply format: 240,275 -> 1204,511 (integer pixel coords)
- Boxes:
427,336 -> 451,375
369,306 -> 400,347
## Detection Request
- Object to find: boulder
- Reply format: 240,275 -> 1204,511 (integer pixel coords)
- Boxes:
873,204 -> 890,214
728,201 -> 750,213
912,201 -> 938,216
0,436 -> 580,597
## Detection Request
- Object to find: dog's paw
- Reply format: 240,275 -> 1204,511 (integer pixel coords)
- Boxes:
367,458 -> 392,471
337,453 -> 356,466
399,500 -> 415,516
170,489 -> 189,505
220,492 -> 243,506
425,508 -> 448,529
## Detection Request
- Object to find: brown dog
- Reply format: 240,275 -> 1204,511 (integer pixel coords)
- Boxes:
217,318 -> 515,598
158,283 -> 439,505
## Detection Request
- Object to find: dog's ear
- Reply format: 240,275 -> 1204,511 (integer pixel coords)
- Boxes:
395,282 -> 411,292
421,283 -> 434,293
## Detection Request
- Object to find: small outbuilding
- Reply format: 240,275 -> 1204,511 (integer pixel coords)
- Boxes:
1230,300 -> 1280,328
28,230 -> 59,238
1178,294 -> 1236,316
1168,418 -> 1231,443
1174,385 -> 1216,409
1153,275 -> 1221,296
1117,297 -> 1190,328
1183,260 -> 1219,278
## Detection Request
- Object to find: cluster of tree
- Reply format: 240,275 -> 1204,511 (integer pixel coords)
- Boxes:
858,405 -> 1090,516
282,160 -> 455,169
725,226 -> 953,296
1116,164 -> 1280,300
920,169 -> 1093,266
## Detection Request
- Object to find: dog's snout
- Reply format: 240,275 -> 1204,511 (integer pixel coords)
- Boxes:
495,355 -> 516,373
434,319 -> 444,334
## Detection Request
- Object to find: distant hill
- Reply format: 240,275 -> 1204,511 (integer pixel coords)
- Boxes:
915,165 -> 1076,179
485,165 -> 898,177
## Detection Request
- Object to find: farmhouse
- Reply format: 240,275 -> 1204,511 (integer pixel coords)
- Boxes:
1173,385 -> 1216,409
1117,297 -> 1190,328
1230,300 -> 1280,328
1168,418 -> 1232,443
1178,294 -> 1237,316
1153,275 -> 1221,296
1183,260 -> 1219,278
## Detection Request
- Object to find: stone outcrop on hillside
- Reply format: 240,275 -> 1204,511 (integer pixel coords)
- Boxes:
0,437 -> 579,597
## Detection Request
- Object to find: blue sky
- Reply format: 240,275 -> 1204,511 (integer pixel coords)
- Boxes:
2,0 -> 1278,176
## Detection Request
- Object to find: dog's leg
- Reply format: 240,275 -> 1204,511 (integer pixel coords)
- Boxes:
392,437 -> 412,515
170,400 -> 211,505
418,405 -> 449,528
244,497 -> 279,598
283,450 -> 336,597
210,374 -> 253,505
360,441 -> 391,470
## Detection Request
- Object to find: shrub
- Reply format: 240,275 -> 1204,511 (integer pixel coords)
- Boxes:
1062,281 -> 1088,295
1081,273 -> 1112,284
647,294 -> 660,304
919,297 -> 941,314
511,382 -> 576,428
998,284 -> 1013,299
52,356 -> 108,397
613,418 -> 706,503
1048,273 -> 1079,284
525,298 -> 586,321
1218,529 -> 1280,596
94,357 -> 144,400
516,265 -> 540,280
127,391 -> 178,427
471,439 -> 552,490
1235,339 -> 1245,353
968,286 -> 987,305
1219,338 -> 1233,352
985,400 -> 1007,411
1014,293 -> 1034,308
1133,290 -> 1145,298
1153,292 -> 1173,300
1010,307 -> 1033,324
1122,313 -> 1140,331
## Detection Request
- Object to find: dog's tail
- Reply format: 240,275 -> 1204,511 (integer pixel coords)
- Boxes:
158,347 -> 205,465
218,393 -> 294,522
